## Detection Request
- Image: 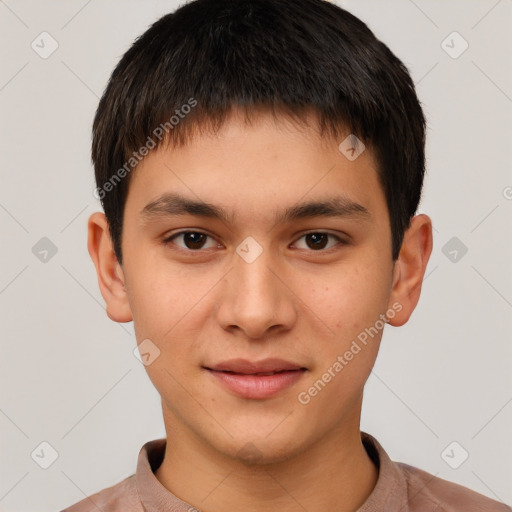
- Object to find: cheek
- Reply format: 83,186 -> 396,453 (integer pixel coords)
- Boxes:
124,251 -> 194,334
126,260 -> 221,373
307,260 -> 391,334
297,268 -> 388,410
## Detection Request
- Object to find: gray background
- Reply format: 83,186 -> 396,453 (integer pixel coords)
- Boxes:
0,0 -> 511,510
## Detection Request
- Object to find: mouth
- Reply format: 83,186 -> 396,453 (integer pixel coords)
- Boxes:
209,369 -> 306,376
204,357 -> 307,375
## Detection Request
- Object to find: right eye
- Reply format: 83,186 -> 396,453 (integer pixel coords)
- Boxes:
162,231 -> 220,252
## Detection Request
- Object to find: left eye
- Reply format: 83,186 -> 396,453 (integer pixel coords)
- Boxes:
294,232 -> 342,251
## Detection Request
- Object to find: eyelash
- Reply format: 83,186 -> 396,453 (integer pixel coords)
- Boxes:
162,230 -> 348,254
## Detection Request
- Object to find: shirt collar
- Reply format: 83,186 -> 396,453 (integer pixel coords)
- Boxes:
358,432 -> 409,511
135,432 -> 409,511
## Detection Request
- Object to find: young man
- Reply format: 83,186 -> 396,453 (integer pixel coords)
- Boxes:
62,0 -> 510,510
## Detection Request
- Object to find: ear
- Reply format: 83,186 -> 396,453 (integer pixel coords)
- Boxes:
87,212 -> 133,323
387,214 -> 433,327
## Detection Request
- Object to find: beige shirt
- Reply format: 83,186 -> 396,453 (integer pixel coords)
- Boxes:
61,432 -> 510,511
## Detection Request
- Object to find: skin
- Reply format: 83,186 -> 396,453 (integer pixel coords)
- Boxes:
88,108 -> 432,512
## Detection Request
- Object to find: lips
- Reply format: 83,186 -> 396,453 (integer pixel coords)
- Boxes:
206,360 -> 307,400
204,358 -> 307,399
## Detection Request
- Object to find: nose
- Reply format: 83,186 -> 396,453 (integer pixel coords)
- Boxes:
215,243 -> 297,340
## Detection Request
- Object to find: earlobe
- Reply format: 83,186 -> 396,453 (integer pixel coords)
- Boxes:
387,214 -> 433,327
87,212 -> 133,323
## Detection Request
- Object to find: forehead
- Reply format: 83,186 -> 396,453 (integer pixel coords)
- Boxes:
125,109 -> 387,227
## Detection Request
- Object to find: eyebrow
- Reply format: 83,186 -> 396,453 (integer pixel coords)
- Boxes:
141,193 -> 370,225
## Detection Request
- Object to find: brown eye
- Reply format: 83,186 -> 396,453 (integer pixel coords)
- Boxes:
294,232 -> 344,251
164,231 -> 218,251
305,233 -> 329,250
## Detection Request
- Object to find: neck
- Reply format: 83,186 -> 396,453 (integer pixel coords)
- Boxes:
155,415 -> 378,512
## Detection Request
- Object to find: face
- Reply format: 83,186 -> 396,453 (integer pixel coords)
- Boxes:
91,108 -> 428,465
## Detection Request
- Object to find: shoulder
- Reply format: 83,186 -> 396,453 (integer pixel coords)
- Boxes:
59,474 -> 141,512
398,463 -> 511,512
